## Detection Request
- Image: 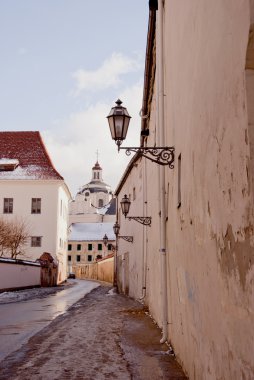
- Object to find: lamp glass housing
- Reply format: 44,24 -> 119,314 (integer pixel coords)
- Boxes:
103,234 -> 108,246
107,99 -> 131,143
113,222 -> 120,236
120,194 -> 131,217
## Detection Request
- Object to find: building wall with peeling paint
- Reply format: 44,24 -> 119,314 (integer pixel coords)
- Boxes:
116,157 -> 147,300
163,1 -> 254,378
115,1 -> 254,379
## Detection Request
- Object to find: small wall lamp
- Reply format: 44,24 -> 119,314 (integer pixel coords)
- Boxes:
103,234 -> 116,251
120,195 -> 151,226
113,222 -> 133,243
107,99 -> 175,168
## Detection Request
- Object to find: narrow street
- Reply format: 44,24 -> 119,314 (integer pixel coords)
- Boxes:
0,284 -> 187,380
0,279 -> 99,362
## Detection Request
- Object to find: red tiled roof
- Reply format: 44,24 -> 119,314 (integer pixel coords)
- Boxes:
0,131 -> 63,180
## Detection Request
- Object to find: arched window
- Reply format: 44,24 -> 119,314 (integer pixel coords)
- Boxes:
98,199 -> 103,207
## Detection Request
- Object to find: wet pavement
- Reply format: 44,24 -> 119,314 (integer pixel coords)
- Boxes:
0,280 -> 99,361
0,284 -> 188,379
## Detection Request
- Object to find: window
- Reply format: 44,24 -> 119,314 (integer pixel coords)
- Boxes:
76,255 -> 81,262
108,244 -> 112,251
31,198 -> 41,214
133,187 -> 136,200
3,198 -> 13,214
88,255 -> 93,262
68,244 -> 72,251
77,244 -> 81,251
68,255 -> 71,262
98,243 -> 102,251
31,236 -> 42,247
98,199 -> 103,207
88,243 -> 93,251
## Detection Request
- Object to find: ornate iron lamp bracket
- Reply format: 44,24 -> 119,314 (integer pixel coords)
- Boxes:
127,216 -> 152,226
119,146 -> 175,168
119,235 -> 133,243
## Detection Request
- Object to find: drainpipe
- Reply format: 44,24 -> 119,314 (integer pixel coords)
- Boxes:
157,0 -> 168,344
114,198 -> 119,290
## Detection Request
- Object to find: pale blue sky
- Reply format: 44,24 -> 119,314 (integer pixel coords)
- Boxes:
0,1 -> 149,195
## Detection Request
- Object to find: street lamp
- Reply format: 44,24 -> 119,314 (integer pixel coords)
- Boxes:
120,195 -> 151,226
103,234 -> 116,250
103,234 -> 109,246
113,221 -> 133,243
107,99 -> 131,150
107,99 -> 175,168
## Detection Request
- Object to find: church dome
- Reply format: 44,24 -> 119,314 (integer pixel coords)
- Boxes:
79,181 -> 111,194
77,161 -> 112,195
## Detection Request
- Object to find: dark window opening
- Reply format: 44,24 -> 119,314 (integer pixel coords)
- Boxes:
76,255 -> 81,262
3,198 -> 13,214
31,236 -> 42,247
31,198 -> 41,214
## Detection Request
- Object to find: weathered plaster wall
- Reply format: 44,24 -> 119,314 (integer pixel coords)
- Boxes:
74,257 -> 114,284
97,257 -> 114,284
162,1 -> 254,379
116,2 -> 254,378
0,261 -> 40,291
116,157 -> 147,299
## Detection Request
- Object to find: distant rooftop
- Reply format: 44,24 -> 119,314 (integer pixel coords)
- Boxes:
0,131 -> 63,180
69,222 -> 115,241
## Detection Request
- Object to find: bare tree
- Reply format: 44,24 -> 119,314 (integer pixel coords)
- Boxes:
0,218 -> 29,259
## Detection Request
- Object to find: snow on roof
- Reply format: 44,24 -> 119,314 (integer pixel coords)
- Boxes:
69,223 -> 115,241
0,131 -> 63,180
0,158 -> 19,165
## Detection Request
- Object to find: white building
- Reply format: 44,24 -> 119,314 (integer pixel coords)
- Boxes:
68,161 -> 116,278
0,131 -> 71,283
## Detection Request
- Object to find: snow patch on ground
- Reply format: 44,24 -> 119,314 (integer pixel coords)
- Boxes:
106,287 -> 117,296
0,282 -> 73,304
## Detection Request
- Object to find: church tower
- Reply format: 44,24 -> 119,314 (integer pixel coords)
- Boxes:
92,161 -> 102,182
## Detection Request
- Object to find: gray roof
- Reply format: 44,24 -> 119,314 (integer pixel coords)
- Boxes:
69,223 -> 115,241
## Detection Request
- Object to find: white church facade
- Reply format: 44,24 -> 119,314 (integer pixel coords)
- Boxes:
68,161 -> 116,277
69,161 -> 116,224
